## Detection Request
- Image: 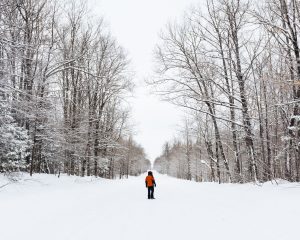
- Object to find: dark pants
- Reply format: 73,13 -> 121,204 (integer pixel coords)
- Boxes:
147,186 -> 154,199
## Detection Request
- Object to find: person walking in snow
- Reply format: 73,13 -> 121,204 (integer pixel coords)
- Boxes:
145,171 -> 156,199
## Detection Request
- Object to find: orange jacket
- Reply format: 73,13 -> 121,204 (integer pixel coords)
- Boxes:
145,175 -> 156,187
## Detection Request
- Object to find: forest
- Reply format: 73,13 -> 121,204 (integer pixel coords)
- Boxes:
2,0 -> 300,184
153,0 -> 300,183
1,1 -> 299,240
0,0 -> 151,178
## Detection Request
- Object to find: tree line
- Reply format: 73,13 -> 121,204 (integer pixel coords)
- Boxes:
0,0 -> 150,178
153,0 -> 300,183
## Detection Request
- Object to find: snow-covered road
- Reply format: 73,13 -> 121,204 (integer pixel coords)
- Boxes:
1,173 -> 299,240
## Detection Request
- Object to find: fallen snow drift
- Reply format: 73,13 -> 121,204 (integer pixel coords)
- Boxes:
1,173 -> 300,240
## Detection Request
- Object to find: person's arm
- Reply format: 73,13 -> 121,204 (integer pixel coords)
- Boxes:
145,178 -> 147,188
153,179 -> 156,187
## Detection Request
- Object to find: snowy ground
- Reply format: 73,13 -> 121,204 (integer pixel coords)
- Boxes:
1,173 -> 300,240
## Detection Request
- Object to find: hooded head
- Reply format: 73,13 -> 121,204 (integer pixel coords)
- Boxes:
148,171 -> 153,176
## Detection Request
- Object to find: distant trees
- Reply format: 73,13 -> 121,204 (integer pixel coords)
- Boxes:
153,0 -> 300,183
0,0 -> 150,177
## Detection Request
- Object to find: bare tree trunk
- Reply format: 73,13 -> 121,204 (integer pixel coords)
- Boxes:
225,1 -> 258,181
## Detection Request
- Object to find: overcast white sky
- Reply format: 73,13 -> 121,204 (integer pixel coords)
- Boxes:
89,0 -> 202,162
